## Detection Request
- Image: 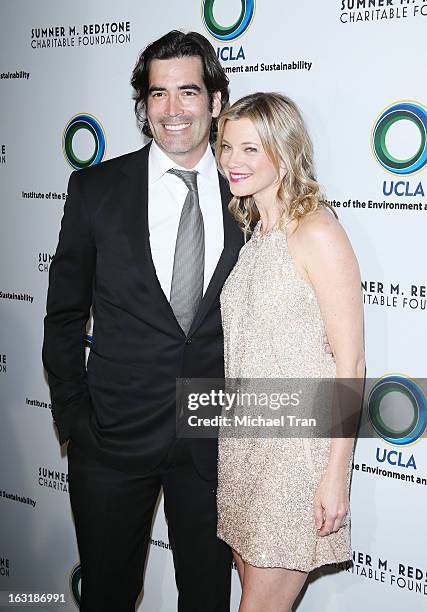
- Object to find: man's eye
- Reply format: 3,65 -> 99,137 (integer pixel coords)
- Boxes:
182,90 -> 196,96
151,92 -> 164,98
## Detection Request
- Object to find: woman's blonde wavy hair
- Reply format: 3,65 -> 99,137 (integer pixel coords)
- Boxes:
215,92 -> 335,235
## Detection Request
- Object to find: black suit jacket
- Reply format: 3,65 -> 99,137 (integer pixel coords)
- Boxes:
42,142 -> 244,478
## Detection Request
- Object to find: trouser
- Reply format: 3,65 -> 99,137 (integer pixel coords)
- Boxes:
67,439 -> 232,612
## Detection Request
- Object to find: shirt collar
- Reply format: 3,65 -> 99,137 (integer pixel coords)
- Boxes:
149,140 -> 218,184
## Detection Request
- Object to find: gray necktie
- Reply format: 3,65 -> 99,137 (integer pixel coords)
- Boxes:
167,168 -> 205,335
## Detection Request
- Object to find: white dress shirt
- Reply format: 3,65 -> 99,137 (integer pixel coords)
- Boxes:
148,140 -> 224,300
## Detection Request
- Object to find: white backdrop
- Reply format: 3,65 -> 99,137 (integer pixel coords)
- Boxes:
1,1 -> 426,610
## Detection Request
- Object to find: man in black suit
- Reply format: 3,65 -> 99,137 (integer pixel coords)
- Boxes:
43,31 -> 243,612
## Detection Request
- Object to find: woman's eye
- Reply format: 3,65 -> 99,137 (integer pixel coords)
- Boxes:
245,147 -> 257,153
221,144 -> 230,150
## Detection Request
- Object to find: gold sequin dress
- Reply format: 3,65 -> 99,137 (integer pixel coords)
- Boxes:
217,220 -> 352,571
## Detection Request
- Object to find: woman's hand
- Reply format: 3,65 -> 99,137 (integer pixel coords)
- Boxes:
313,472 -> 349,536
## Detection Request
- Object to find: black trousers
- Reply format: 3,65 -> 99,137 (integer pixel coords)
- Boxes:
67,439 -> 232,612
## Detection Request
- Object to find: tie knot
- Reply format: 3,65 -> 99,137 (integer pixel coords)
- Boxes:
168,168 -> 198,192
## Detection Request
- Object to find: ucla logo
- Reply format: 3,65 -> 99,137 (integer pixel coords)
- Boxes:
63,113 -> 106,170
372,101 -> 427,175
202,0 -> 255,41
368,375 -> 427,446
70,564 -> 81,606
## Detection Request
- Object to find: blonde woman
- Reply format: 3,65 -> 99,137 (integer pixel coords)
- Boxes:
215,92 -> 365,612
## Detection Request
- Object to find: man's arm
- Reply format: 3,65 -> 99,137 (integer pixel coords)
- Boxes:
42,171 -> 96,444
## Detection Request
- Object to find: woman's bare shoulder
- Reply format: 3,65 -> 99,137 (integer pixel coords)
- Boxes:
288,206 -> 346,247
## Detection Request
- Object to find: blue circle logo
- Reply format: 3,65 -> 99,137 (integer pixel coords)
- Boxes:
70,564 -> 81,606
202,0 -> 255,41
63,113 -> 106,170
372,101 -> 427,175
367,375 -> 427,446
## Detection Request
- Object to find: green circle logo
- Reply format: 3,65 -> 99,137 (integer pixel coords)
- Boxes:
202,0 -> 255,41
63,113 -> 106,170
70,564 -> 81,607
368,375 -> 427,445
372,101 -> 427,175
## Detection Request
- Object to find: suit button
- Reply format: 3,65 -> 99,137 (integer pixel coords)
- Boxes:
185,338 -> 192,345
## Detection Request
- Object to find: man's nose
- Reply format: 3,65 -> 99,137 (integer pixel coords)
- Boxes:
166,94 -> 182,117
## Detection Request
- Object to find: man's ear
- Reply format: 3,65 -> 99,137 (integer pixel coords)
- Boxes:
212,91 -> 222,118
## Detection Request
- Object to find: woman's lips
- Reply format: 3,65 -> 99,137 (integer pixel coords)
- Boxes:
229,172 -> 252,183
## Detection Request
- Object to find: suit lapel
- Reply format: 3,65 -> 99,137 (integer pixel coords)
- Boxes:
119,143 -> 243,337
119,143 -> 184,334
187,174 -> 243,336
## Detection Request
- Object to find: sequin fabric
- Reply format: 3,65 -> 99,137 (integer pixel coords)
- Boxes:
217,220 -> 352,571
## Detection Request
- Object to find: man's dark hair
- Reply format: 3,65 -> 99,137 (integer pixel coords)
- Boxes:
130,30 -> 229,141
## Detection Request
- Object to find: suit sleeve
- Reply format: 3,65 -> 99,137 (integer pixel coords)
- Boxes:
42,170 -> 96,444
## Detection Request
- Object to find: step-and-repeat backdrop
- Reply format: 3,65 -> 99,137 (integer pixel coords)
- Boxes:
1,1 -> 426,610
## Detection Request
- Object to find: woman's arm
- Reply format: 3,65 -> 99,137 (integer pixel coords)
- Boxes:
295,208 -> 365,535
